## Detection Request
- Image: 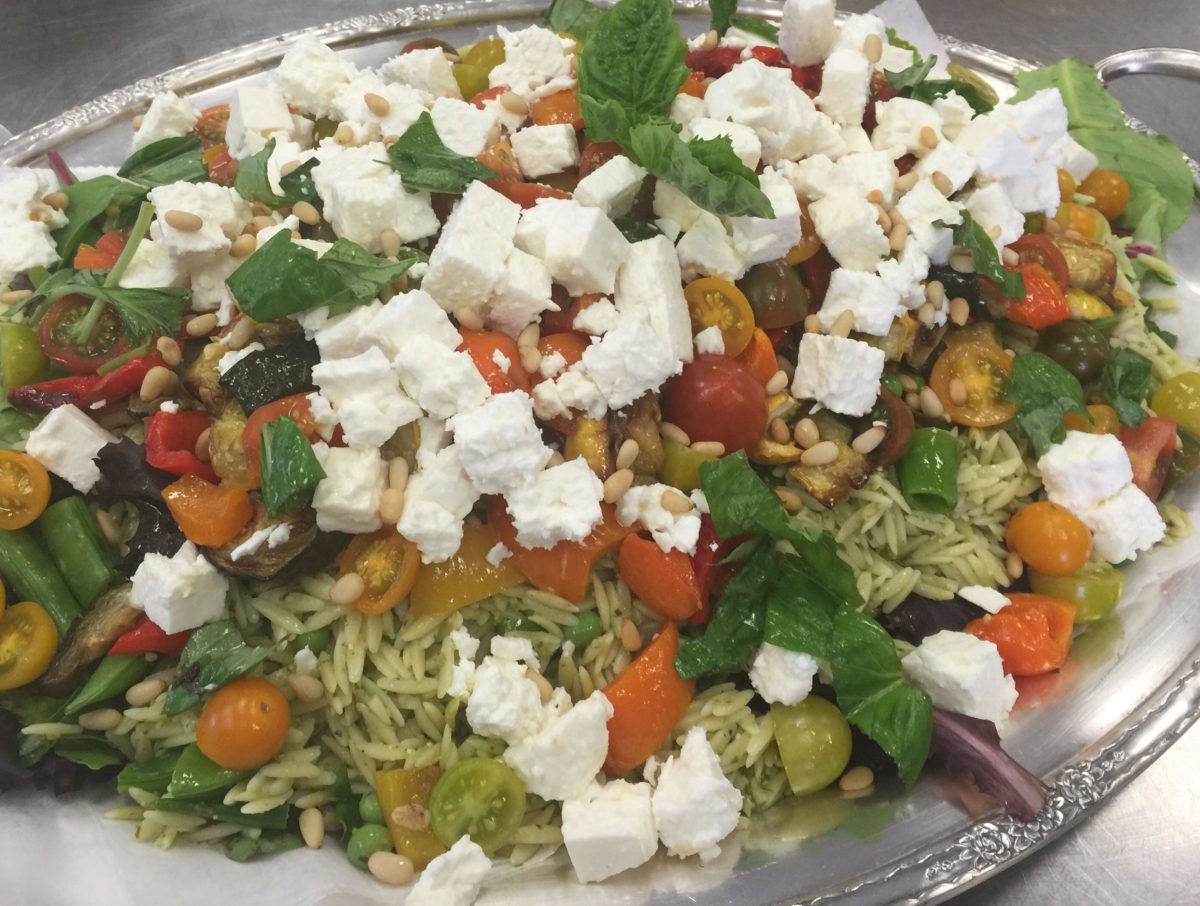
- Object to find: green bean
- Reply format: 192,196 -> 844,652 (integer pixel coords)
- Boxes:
64,653 -> 150,717
0,527 -> 82,634
897,428 -> 960,513
35,497 -> 120,609
166,743 -> 254,800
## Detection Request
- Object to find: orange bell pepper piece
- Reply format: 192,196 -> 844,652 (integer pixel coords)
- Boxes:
965,593 -> 1076,676
408,522 -> 524,618
616,534 -> 702,620
161,474 -> 254,547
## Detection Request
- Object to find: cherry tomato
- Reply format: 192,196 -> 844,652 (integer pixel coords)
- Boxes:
965,593 -> 1076,677
462,38 -> 505,71
540,290 -> 604,335
401,37 -> 457,55
0,602 -> 58,691
453,63 -> 491,100
1055,202 -> 1104,241
242,394 -> 322,487
1151,372 -> 1200,437
458,329 -> 531,394
337,528 -> 422,615
1005,262 -> 1071,329
683,277 -> 755,356
784,202 -> 821,266
735,328 -> 779,385
737,261 -> 810,330
193,104 -> 230,147
530,90 -> 583,129
37,295 -> 129,374
772,697 -> 852,796
468,85 -> 509,109
661,354 -> 768,454
485,181 -> 572,208
578,142 -> 623,178
1118,416 -> 1177,501
1079,169 -> 1131,221
677,71 -> 707,98
429,758 -> 526,853
1063,403 -> 1120,436
195,677 -> 291,770
1036,320 -> 1110,383
1006,501 -> 1092,576
477,140 -> 522,181
203,143 -> 237,186
1056,168 -> 1078,204
1009,234 -> 1069,293
0,451 -> 51,531
798,245 -> 837,304
929,339 -> 1018,428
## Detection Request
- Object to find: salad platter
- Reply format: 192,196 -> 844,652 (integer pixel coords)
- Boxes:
2,1 -> 1199,904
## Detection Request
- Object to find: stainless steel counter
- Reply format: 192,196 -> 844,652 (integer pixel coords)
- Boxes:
2,1 -> 1198,903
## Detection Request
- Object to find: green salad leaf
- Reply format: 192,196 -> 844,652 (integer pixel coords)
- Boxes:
233,137 -> 319,207
885,53 -> 995,115
52,734 -> 125,770
117,753 -> 178,796
0,400 -> 37,451
53,175 -> 146,260
117,135 -> 206,188
164,621 -> 271,716
385,111 -> 498,194
543,0 -> 604,41
1101,347 -> 1152,427
952,211 -> 1025,300
1004,351 -> 1089,455
259,415 -> 326,518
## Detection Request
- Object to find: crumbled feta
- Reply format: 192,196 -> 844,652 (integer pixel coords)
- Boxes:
117,239 -> 184,290
274,37 -> 358,118
730,167 -> 803,267
294,647 -> 319,675
448,391 -> 552,494
25,404 -> 117,493
485,543 -> 512,568
683,117 -> 763,171
488,25 -> 575,102
778,154 -> 838,202
310,444 -> 386,535
0,169 -> 63,284
613,235 -> 694,366
332,75 -> 429,144
792,333 -> 885,417
503,690 -> 613,801
394,344 -> 491,419
423,181 -> 522,312
189,253 -> 240,313
573,155 -> 649,219
669,93 -> 707,129
132,91 -> 200,151
369,289 -> 462,358
958,585 -> 1011,614
573,298 -> 620,336
902,630 -> 1018,731
779,0 -> 837,67
490,635 -> 541,670
835,150 -> 900,204
380,47 -> 461,99
485,247 -> 556,338
1082,484 -> 1167,563
933,92 -> 977,141
229,527 -> 272,563
311,347 -> 422,448
131,542 -> 230,635
511,123 -> 579,178
515,198 -> 630,295
504,458 -> 604,549
749,643 -> 820,705
407,837 -> 491,906
963,183 -> 1025,251
224,85 -> 294,159
397,446 -> 482,563
872,97 -> 944,156
652,727 -> 742,861
913,139 -> 977,195
581,313 -> 682,410
310,301 -> 380,361
147,182 -> 251,260
616,484 -> 701,555
810,185 -> 890,271
562,781 -> 658,883
817,49 -> 872,126
1050,134 -> 1099,182
532,363 -> 609,422
431,97 -> 499,157
539,351 -> 567,379
466,656 -> 547,744
1037,431 -> 1133,515
816,268 -> 902,336
158,401 -> 180,415
448,628 -> 480,698
694,326 -> 725,355
893,178 -> 963,264
676,211 -> 747,282
653,180 -> 703,240
835,13 -> 887,54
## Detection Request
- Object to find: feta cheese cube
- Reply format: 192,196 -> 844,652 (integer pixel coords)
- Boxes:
311,143 -> 438,250
465,656 -> 547,744
749,643 -> 820,705
511,124 -> 579,178
840,124 -> 875,155
406,837 -> 491,906
0,169 -> 63,284
676,211 -> 747,282
423,181 -> 522,312
877,243 -> 932,310
902,630 -> 1018,730
515,198 -> 630,295
730,167 -> 803,268
488,25 -> 575,101
573,155 -> 649,219
503,690 -> 613,801
816,268 -> 902,336
1048,134 -> 1098,182
704,60 -> 828,164
653,180 -> 704,241
130,542 -> 230,635
397,446 -> 481,563
835,13 -> 887,54
913,139 -> 977,195
485,247 -> 556,338
486,542 -> 512,568
958,585 -> 1011,614
532,363 -> 608,421
779,0 -> 837,67
1006,89 -> 1070,159
369,289 -> 462,357
504,458 -> 604,549
448,628 -> 480,697
616,484 -> 701,554
311,444 -> 387,534
332,75 -> 429,144
871,97 -> 944,156
809,185 -> 890,271
224,85 -> 294,159
652,727 -> 742,860
894,179 -> 963,264
1001,160 -> 1061,217
1082,484 -> 1167,563
310,301 -> 380,361
431,97 -> 499,157
188,253 -> 240,313
778,154 -> 838,202
954,113 -> 1037,184
217,342 -> 265,376
572,298 -> 620,336
1037,431 -> 1133,515
817,49 -> 872,126
792,333 -> 885,416
835,150 -> 900,204
614,235 -> 694,365
25,404 -> 116,493
963,183 -> 1025,250
117,239 -> 184,290
394,344 -> 491,419
581,313 -> 682,410
683,118 -> 763,170
562,781 -> 658,883
448,391 -> 552,494
132,91 -> 200,151
311,347 -> 422,448
694,325 -> 725,355
147,182 -> 251,260
670,93 -> 707,129
274,37 -> 358,118
932,92 -> 976,141
379,47 -> 461,99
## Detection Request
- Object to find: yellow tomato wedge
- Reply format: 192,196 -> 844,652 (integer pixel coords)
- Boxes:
683,277 -> 755,356
0,602 -> 58,691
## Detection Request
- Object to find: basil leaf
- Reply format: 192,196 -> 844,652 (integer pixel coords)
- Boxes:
331,761 -> 364,843
318,238 -> 426,308
259,415 -> 326,519
1144,309 -> 1178,349
761,555 -> 843,660
1004,351 -> 1089,456
886,51 -> 994,116
117,752 -> 178,796
544,0 -> 604,41
1101,347 -> 1152,427
385,111 -> 497,194
234,137 -> 319,207
117,135 -> 206,188
710,0 -> 736,36
884,53 -> 937,93
164,620 -> 271,715
52,734 -> 124,771
54,175 -> 146,260
952,211 -> 1025,301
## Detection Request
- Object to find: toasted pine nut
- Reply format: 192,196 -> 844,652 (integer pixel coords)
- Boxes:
1006,551 -> 1024,580
139,365 -> 176,401
279,159 -> 302,178
156,336 -> 182,366
330,572 -> 365,606
925,280 -> 946,307
364,91 -> 392,117
519,344 -> 542,374
899,374 -> 919,393
852,426 -> 887,455
793,417 -> 820,449
894,171 -> 919,194
94,507 -> 123,545
517,323 -> 541,351
920,386 -> 945,419
804,314 -> 822,333
524,667 -> 554,703
800,440 -> 839,467
931,170 -> 953,196
690,441 -> 725,459
701,29 -> 718,50
905,391 -> 922,409
42,190 -> 69,210
619,618 -> 642,652
389,457 -> 410,491
660,489 -> 693,514
919,125 -> 939,149
866,188 -> 885,205
186,313 -> 219,337
455,306 -> 484,331
132,114 -> 145,131
775,487 -> 805,513
948,377 -> 968,407
829,309 -> 855,338
659,422 -> 690,446
292,200 -> 321,225
839,765 -> 875,792
546,451 -> 564,467
225,316 -> 257,350
602,468 -> 634,503
917,302 -> 936,326
126,678 -> 166,707
368,851 -> 414,886
288,673 -> 325,704
300,807 -> 326,849
949,296 -> 970,326
379,487 -> 406,525
949,253 -> 976,274
333,123 -> 355,145
863,33 -> 884,64
78,708 -> 123,732
0,289 -> 33,306
164,209 -> 203,232
616,438 -> 640,471
29,208 -> 53,224
889,222 -> 909,252
499,91 -> 530,114
1001,247 -> 1020,268
194,428 -> 212,462
230,233 -> 257,258
249,214 -> 276,234
769,417 -> 791,444
765,369 -> 790,396
380,228 -> 402,260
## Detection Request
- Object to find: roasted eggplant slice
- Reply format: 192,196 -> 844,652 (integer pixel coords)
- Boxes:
205,497 -> 317,579
209,402 -> 250,488
185,342 -> 233,415
611,394 -> 664,476
38,584 -> 139,696
787,442 -> 872,508
1051,234 -> 1135,308
565,417 -> 614,478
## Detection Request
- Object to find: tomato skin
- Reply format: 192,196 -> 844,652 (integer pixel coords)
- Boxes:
477,140 -> 522,180
0,602 -> 58,691
1118,416 -> 1177,501
376,766 -> 446,870
162,474 -> 254,547
1079,169 -> 1131,221
684,46 -> 743,78
0,451 -> 52,530
73,230 -> 127,270
38,295 -> 130,374
468,85 -> 509,109
663,355 -> 769,455
203,143 -> 237,186
485,180 -> 572,208
735,328 -> 778,385
1063,403 -> 1120,436
617,534 -> 702,620
965,593 -> 1075,676
540,290 -> 604,336
578,142 -> 623,177
1151,373 -> 1200,437
1005,262 -> 1071,329
458,329 -> 531,394
1009,234 -> 1069,292
1006,501 -> 1092,576
195,677 -> 291,770
798,245 -> 837,305
337,529 -> 422,615
193,104 -> 230,146
929,339 -> 1018,428
689,514 -> 746,624
529,90 -> 583,129
677,71 -> 707,98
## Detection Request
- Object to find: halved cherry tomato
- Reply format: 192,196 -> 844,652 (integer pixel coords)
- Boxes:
0,451 -> 51,531
477,140 -> 522,181
337,528 -> 422,615
1079,169 -> 1131,221
409,522 -> 523,618
749,45 -> 783,66
785,202 -> 821,266
468,85 -> 510,109
965,593 -> 1076,676
458,329 -> 531,394
1056,168 -> 1078,204
798,245 -> 837,304
677,71 -> 707,98
161,474 -> 254,547
602,622 -> 695,776
1054,202 -> 1104,241
1063,403 -> 1120,435
929,339 -> 1018,428
1009,234 -> 1069,293
73,230 -> 127,270
488,497 -> 633,603
1119,416 -> 1177,501
203,143 -> 237,186
37,295 -> 129,374
193,104 -> 230,146
1006,501 -> 1092,576
536,332 -> 589,377
662,354 -> 768,454
531,90 -> 583,128
736,328 -> 778,385
242,394 -> 322,487
1004,262 -> 1071,329
540,290 -> 603,335
195,676 -> 291,770
617,534 -> 702,620
578,141 -> 623,178
376,766 -> 446,870
486,181 -> 572,208
683,277 -> 755,357
0,602 -> 58,691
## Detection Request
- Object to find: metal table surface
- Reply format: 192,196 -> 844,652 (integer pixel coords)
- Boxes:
2,1 -> 1199,903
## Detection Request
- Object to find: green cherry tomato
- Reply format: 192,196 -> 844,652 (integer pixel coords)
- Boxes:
1166,429 -> 1200,491
1036,320 -> 1111,384
463,38 -> 505,72
452,63 -> 490,101
565,610 -> 603,649
1029,561 -> 1124,623
346,823 -> 392,869
736,260 -> 810,329
0,322 -> 48,391
429,758 -> 526,854
359,791 -> 385,825
771,697 -> 853,796
1151,372 -> 1200,437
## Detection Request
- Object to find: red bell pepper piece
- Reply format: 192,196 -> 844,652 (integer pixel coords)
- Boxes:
1119,416 -> 1177,501
145,409 -> 217,482
78,353 -> 167,408
689,514 -> 748,625
8,375 -> 99,413
109,617 -> 191,656
73,230 -> 126,270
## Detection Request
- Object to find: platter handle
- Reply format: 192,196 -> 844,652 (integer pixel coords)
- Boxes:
1094,47 -> 1200,84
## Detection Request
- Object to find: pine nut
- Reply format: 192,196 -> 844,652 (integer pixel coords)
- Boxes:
949,253 -> 976,274
920,386 -> 945,419
132,114 -> 145,131
1043,217 -> 1063,235
839,765 -> 875,792
194,428 -> 212,462
866,188 -> 884,205
775,487 -> 805,513
765,370 -> 790,396
898,374 -> 919,393
863,34 -> 883,64
691,440 -> 726,459
895,171 -> 919,194
292,200 -> 321,225
524,667 -> 554,703
804,314 -> 822,334
379,487 -> 406,525
1001,247 -> 1021,268
702,29 -> 718,50
619,618 -> 643,651
42,190 -> 69,210
889,222 -> 909,252
829,309 -> 855,338
229,233 -> 257,259
368,851 -> 414,886
0,289 -> 32,306
949,296 -> 970,326
288,673 -> 325,704
931,170 -> 953,196
887,205 -> 907,229
333,123 -> 355,145
602,468 -> 634,503
389,458 -> 410,491
300,807 -> 326,849
1006,551 -> 1024,580
139,365 -> 176,401
249,214 -> 276,234
499,91 -> 530,114
278,159 -> 302,178
78,708 -> 122,732
800,440 -> 839,467
519,344 -> 542,374
363,92 -> 392,117
905,391 -> 922,409
917,302 -> 936,326
94,507 -> 123,545
330,572 -> 366,606
517,323 -> 541,351
660,489 -> 693,514
156,336 -> 182,366
793,418 -> 819,449
380,228 -> 402,259
248,201 -> 272,217
876,206 -> 893,233
852,426 -> 887,455
988,224 -> 1003,240
948,377 -> 968,407
925,280 -> 946,307
919,125 -> 939,149
659,422 -> 691,446
769,417 -> 791,444
164,210 -> 204,232
225,316 -> 257,350
126,678 -> 166,707
186,313 -> 218,336
455,306 -> 484,331
546,451 -> 564,467
29,209 -> 53,224
616,438 -> 640,471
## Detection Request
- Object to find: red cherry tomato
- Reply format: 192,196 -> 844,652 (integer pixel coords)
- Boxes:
458,329 -> 531,394
661,354 -> 768,454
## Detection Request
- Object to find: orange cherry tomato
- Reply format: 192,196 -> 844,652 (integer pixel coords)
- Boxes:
409,522 -> 524,618
929,339 -> 1018,428
735,328 -> 778,385
1063,403 -> 1120,435
617,535 -> 702,620
0,451 -> 52,531
1005,501 -> 1092,576
1079,169 -> 1131,221
1004,262 -> 1071,329
784,202 -> 821,266
965,593 -> 1076,677
337,528 -> 422,615
242,393 -> 322,487
0,602 -> 58,691
677,71 -> 707,98
530,90 -> 583,129
683,277 -> 755,357
195,677 -> 291,770
193,104 -> 230,147
602,622 -> 695,776
486,181 -> 572,209
161,474 -> 254,547
477,140 -> 522,181
458,329 -> 531,394
1056,168 -> 1078,204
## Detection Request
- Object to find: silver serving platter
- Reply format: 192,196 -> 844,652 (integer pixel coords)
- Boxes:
3,3 -> 1199,904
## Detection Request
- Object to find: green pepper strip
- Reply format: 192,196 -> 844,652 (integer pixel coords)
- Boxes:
897,428 -> 960,514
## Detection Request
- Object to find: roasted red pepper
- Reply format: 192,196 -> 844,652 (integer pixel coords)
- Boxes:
145,409 -> 217,482
685,46 -> 743,78
1119,416 -> 1178,501
73,230 -> 127,270
689,514 -> 748,625
109,617 -> 191,656
79,353 -> 167,407
7,353 -> 165,413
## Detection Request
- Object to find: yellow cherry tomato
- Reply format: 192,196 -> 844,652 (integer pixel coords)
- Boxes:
0,602 -> 58,691
1056,168 -> 1078,204
1055,202 -> 1105,240
0,450 -> 52,531
337,528 -> 422,615
683,277 -> 756,357
1063,404 -> 1120,436
1080,169 -> 1131,221
1006,501 -> 1092,576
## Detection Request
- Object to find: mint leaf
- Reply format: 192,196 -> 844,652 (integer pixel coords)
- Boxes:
544,0 -> 604,40
1004,351 -> 1089,455
234,137 -> 319,207
384,111 -> 497,194
1101,347 -> 1152,427
117,135 -> 206,188
710,0 -> 736,36
259,415 -> 326,518
952,210 -> 1025,301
